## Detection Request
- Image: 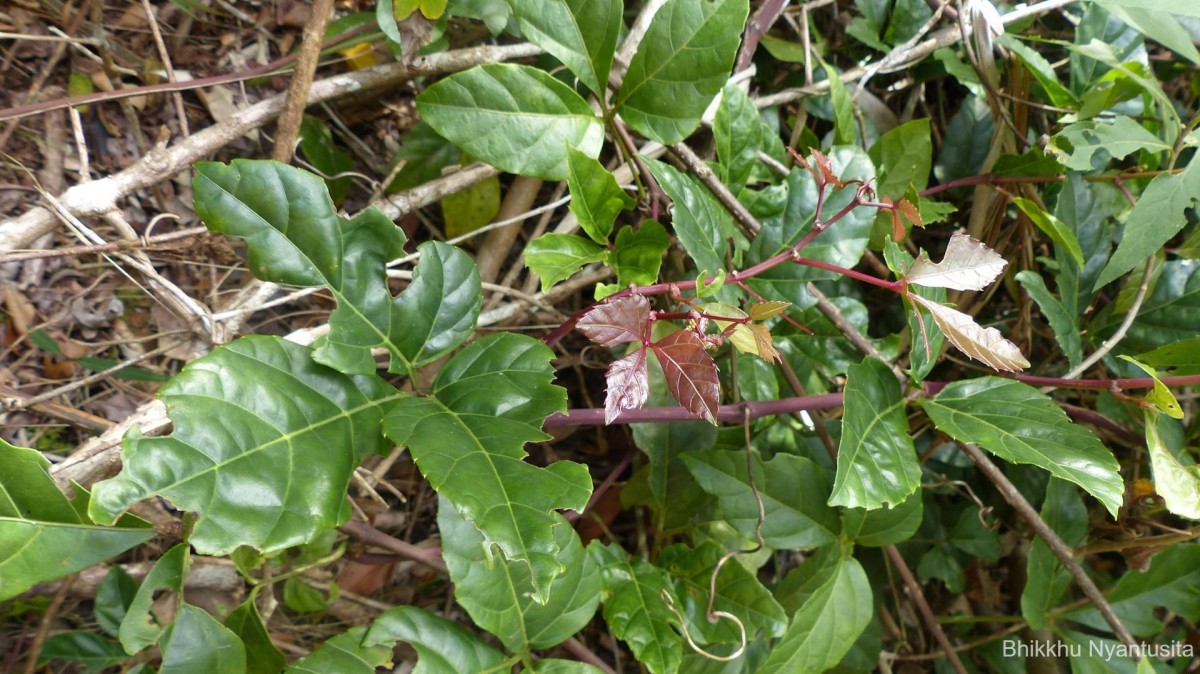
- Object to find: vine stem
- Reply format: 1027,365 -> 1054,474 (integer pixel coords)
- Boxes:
883,546 -> 970,674
955,442 -> 1139,649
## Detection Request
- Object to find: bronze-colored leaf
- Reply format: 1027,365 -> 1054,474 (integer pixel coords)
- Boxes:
578,294 -> 651,347
896,198 -> 922,228
909,294 -> 1029,372
747,301 -> 790,321
605,348 -> 650,424
651,329 -> 720,424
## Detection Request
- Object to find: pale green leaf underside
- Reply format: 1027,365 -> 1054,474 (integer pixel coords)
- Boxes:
417,63 -> 604,180
383,334 -> 590,601
923,377 -> 1124,516
89,336 -> 395,555
617,0 -> 749,144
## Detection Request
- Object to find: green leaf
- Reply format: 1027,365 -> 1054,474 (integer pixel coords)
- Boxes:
285,627 -> 391,673
1015,270 -> 1083,368
438,498 -> 601,651
387,121 -> 461,193
160,605 -> 247,674
1012,197 -> 1084,267
841,490 -> 923,547
714,82 -> 785,189
224,597 -> 286,674
566,146 -> 635,244
527,661 -> 604,674
1068,543 -> 1200,637
1020,479 -> 1086,629
824,63 -> 856,146
1095,157 -> 1200,289
283,577 -> 331,613
1144,410 -> 1200,519
659,542 -> 787,644
1120,357 -> 1183,419
507,0 -> 621,94
447,0 -> 511,33
37,632 -> 127,673
589,542 -> 682,674
298,115 -> 353,205
617,0 -> 749,144
90,337 -> 394,554
611,220 -> 670,289
417,63 -> 603,180
1138,336 -> 1200,370
1091,0 -> 1200,65
1107,260 -> 1200,352
120,543 -> 188,655
869,118 -> 932,199
95,567 -> 137,639
363,605 -> 508,673
681,451 -> 839,549
627,413 -> 716,532
923,378 -> 1124,517
383,334 -> 590,601
887,243 -> 947,380
442,173 -> 501,238
1049,116 -> 1172,172
1103,0 -> 1200,17
934,96 -> 993,183
760,554 -> 873,674
830,357 -> 921,510
193,160 -> 481,376
525,233 -> 608,291
645,159 -> 736,295
994,35 -> 1078,109
0,440 -> 152,601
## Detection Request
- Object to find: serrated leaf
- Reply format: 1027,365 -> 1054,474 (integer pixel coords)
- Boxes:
1144,410 -> 1200,519
285,627 -> 391,674
193,160 -> 480,376
605,348 -> 650,424
728,322 -> 779,362
589,542 -> 682,674
748,301 -> 790,321
224,597 -> 286,674
159,605 -> 247,674
525,233 -> 608,292
566,146 -> 635,244
1067,542 -> 1200,636
681,451 -> 838,549
507,0 -> 620,95
438,498 -> 601,651
906,233 -> 1006,291
924,377 -> 1124,516
841,490 -> 923,547
0,441 -> 153,601
616,0 -> 749,144
824,63 -> 857,146
869,119 -> 933,199
659,542 -> 787,645
417,63 -> 603,180
383,334 -> 590,601
578,294 -> 651,346
908,294 -> 1029,372
611,220 -> 670,288
1020,479 -> 1086,629
651,329 -> 720,424
119,543 -> 188,654
1015,270 -> 1082,368
759,554 -> 872,674
1095,157 -> 1200,289
714,82 -> 785,188
90,337 -> 393,554
627,385 -> 717,532
363,605 -> 508,673
830,357 -> 922,509
645,159 -> 736,296
1012,197 -> 1085,267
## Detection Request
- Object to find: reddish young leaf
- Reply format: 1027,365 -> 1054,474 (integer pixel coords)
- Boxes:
605,348 -> 650,424
650,329 -> 720,424
810,148 -> 843,187
896,198 -> 922,228
578,294 -> 651,347
747,301 -> 790,321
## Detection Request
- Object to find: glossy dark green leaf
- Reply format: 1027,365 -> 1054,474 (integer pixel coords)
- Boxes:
1068,543 -> 1200,637
525,233 -> 608,292
924,378 -> 1124,516
681,451 -> 838,549
780,297 -> 901,377
1021,479 -> 1086,629
659,542 -> 787,644
387,121 -> 461,193
37,632 -> 127,673
1049,116 -> 1169,172
841,490 -> 923,547
1095,157 -> 1200,289
589,542 -> 682,674
566,146 -> 635,244
714,82 -> 785,189
869,118 -> 932,199
610,220 -> 670,290
194,160 -> 481,376
285,627 -> 391,673
1016,270 -> 1083,368
825,63 -> 856,146
1105,260 -> 1200,352
831,357 -> 921,510
417,64 -> 603,180
617,0 -> 748,144
626,418 -> 716,533
995,34 -> 1078,109
1091,0 -> 1200,65
159,604 -> 247,674
298,115 -> 353,204
90,337 -> 393,554
1053,174 -> 1120,319
933,96 -> 994,183
224,596 -> 286,674
1138,336 -> 1200,370
439,498 -> 600,651
383,334 -> 589,601
759,554 -> 872,674
645,159 -> 736,290
363,605 -> 508,674
0,441 -> 152,601
119,543 -> 188,654
507,0 -> 620,94
95,566 -> 137,639
1012,197 -> 1085,267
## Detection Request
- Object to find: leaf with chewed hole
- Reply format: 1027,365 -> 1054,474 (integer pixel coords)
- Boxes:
650,330 -> 720,424
908,294 -> 1029,372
